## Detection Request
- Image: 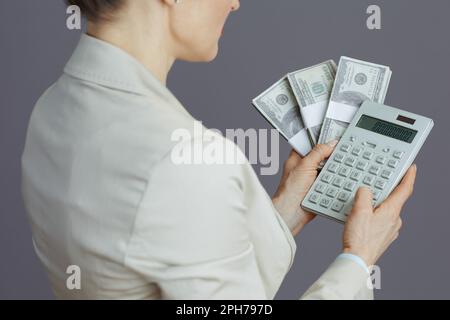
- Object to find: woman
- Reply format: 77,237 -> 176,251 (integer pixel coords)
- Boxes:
21,0 -> 416,299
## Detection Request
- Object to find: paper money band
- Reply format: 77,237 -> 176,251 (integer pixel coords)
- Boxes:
300,100 -> 328,128
288,128 -> 312,156
326,101 -> 359,123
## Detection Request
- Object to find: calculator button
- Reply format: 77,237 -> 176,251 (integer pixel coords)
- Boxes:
340,143 -> 352,153
393,151 -> 404,159
356,160 -> 368,171
387,159 -> 399,169
382,147 -> 390,153
363,175 -> 375,186
363,141 -> 377,149
321,173 -> 333,183
351,147 -> 363,156
373,190 -> 381,201
327,163 -> 339,173
331,201 -> 344,212
326,187 -> 339,198
315,183 -> 327,194
369,165 -> 380,175
332,177 -> 345,188
337,191 -> 350,202
344,156 -> 356,167
320,198 -> 332,208
343,181 -> 356,192
374,180 -> 386,190
381,170 -> 393,179
363,151 -> 374,160
349,170 -> 362,181
367,142 -> 377,148
375,156 -> 387,165
338,166 -> 351,177
309,193 -> 320,204
334,153 -> 345,163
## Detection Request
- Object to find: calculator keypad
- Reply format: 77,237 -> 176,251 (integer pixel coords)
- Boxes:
338,167 -> 350,177
320,198 -> 332,208
363,175 -> 375,186
305,137 -> 406,218
387,159 -> 398,168
331,201 -> 344,212
356,160 -> 368,171
315,183 -> 327,194
363,151 -> 374,160
327,163 -> 339,173
349,170 -> 362,181
334,153 -> 345,163
393,151 -> 404,159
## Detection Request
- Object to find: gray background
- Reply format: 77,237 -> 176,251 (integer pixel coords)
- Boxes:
1,0 -> 449,299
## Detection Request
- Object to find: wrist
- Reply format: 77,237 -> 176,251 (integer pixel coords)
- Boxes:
272,198 -> 309,236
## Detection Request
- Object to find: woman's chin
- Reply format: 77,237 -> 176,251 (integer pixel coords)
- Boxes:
203,47 -> 219,62
183,44 -> 219,63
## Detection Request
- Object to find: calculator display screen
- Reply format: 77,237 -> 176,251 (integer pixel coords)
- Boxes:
356,115 -> 418,143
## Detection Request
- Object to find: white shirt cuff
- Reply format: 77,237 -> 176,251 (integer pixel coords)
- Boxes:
336,253 -> 370,274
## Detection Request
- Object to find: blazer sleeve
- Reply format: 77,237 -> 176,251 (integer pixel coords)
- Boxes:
124,135 -> 273,299
300,257 -> 374,300
124,134 -> 373,300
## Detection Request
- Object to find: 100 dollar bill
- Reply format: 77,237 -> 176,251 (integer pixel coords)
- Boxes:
288,60 -> 337,145
318,56 -> 392,144
252,76 -> 312,156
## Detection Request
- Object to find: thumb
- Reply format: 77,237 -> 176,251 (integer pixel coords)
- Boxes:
303,140 -> 338,168
349,187 -> 374,217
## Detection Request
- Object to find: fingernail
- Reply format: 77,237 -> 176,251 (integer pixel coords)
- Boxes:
327,140 -> 338,147
413,163 -> 417,170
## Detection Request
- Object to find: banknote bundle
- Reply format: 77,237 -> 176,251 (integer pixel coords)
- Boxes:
252,57 -> 392,157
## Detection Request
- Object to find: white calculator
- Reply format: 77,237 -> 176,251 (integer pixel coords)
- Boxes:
301,101 -> 434,223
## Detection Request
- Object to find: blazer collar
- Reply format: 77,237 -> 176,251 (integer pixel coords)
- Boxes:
64,34 -> 191,117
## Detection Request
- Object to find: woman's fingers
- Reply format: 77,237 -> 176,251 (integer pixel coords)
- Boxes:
287,149 -> 303,164
282,149 -> 303,173
350,187 -> 374,215
301,140 -> 338,168
378,164 -> 417,216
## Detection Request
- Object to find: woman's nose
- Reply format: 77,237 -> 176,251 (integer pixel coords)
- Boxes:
231,0 -> 240,11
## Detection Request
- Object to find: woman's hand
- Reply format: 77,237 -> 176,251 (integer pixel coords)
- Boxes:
272,140 -> 338,236
343,164 -> 417,266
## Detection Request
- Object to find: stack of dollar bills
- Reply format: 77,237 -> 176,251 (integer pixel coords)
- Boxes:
252,57 -> 392,157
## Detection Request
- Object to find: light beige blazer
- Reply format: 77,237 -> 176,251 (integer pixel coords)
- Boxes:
21,34 -> 372,300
